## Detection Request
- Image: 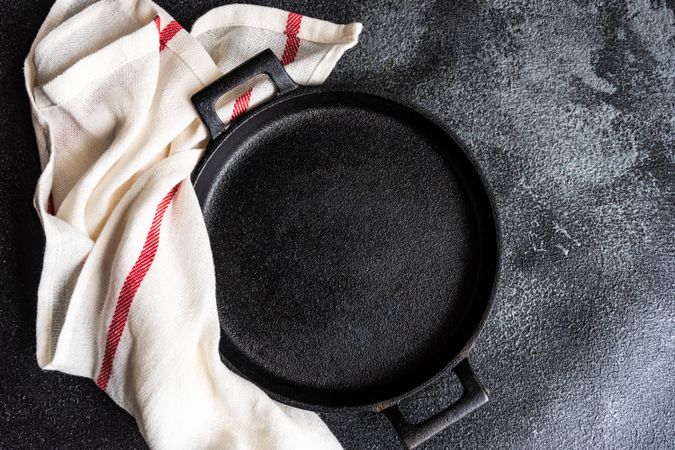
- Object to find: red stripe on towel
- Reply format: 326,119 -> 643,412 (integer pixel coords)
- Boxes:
229,12 -> 304,122
153,16 -> 182,51
159,20 -> 182,51
280,12 -> 303,66
47,193 -> 55,215
230,88 -> 253,121
96,184 -> 180,391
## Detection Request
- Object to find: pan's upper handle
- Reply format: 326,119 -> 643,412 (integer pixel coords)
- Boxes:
382,358 -> 489,449
191,49 -> 298,140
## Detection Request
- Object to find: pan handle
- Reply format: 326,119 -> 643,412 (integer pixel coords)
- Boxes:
381,358 -> 489,449
191,49 -> 298,140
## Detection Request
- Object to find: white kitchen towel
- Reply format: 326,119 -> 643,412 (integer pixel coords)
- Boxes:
24,1 -> 361,448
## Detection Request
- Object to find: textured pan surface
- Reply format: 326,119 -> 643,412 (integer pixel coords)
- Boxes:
199,92 -> 497,408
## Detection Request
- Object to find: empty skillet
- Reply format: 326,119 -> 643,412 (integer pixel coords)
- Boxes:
191,49 -> 500,449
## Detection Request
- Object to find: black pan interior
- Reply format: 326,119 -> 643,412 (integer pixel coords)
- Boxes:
197,91 -> 498,409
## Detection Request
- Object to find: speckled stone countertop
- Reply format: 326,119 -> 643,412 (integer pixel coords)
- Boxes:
1,1 -> 673,448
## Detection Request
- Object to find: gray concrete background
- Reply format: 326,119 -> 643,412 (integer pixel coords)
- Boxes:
1,0 -> 673,448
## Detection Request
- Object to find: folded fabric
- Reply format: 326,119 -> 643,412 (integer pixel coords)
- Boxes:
24,1 -> 361,448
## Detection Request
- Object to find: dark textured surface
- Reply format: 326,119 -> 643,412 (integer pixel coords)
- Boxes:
1,1 -> 673,449
200,92 -> 497,408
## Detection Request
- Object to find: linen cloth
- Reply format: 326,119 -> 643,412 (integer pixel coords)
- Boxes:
24,1 -> 361,448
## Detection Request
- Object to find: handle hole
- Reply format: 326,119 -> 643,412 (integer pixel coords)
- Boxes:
397,367 -> 463,425
213,73 -> 275,123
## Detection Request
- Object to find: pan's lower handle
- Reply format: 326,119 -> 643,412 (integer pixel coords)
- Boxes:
191,49 -> 298,140
382,358 -> 488,449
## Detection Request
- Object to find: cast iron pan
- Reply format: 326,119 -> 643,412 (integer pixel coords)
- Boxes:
191,49 -> 500,449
